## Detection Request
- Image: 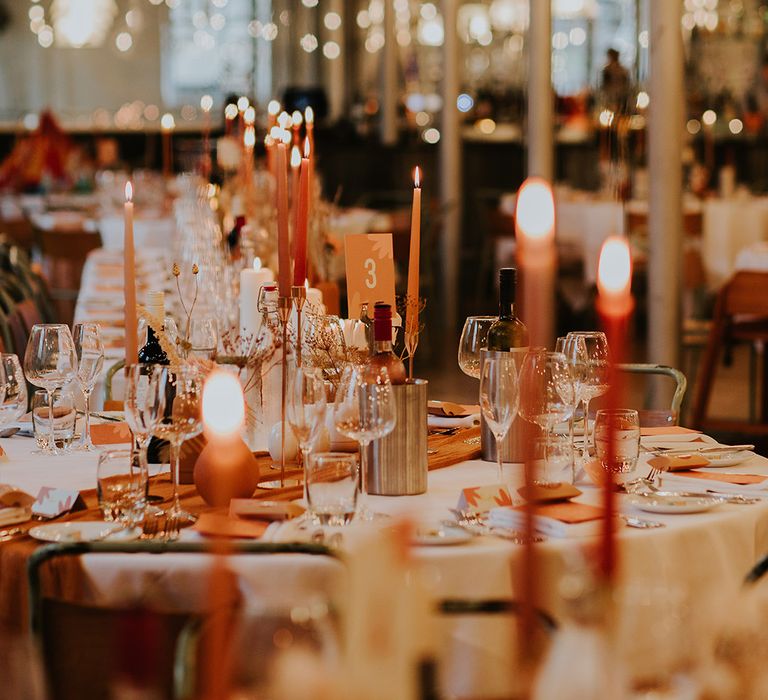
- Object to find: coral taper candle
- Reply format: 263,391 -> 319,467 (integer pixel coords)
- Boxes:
406,167 -> 422,336
515,177 -> 556,349
596,235 -> 634,584
275,143 -> 291,297
123,182 -> 138,364
292,139 -> 310,287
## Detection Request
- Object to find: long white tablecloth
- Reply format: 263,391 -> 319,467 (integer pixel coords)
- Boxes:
3,431 -> 768,695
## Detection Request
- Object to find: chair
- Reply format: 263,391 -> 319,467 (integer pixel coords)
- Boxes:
691,271 -> 768,435
616,363 -> 687,427
37,228 -> 101,324
27,540 -> 338,700
6,298 -> 43,355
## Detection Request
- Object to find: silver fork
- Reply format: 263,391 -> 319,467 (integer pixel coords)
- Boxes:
630,471 -> 759,505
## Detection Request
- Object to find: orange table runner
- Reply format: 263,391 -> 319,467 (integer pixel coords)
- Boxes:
0,428 -> 481,634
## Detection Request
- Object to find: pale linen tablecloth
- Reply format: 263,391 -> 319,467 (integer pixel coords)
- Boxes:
3,430 -> 768,695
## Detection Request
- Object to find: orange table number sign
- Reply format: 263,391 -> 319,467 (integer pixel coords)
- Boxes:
344,233 -> 396,317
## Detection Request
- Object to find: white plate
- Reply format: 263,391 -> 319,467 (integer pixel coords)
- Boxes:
702,452 -> 751,468
630,494 -> 721,515
28,521 -> 139,543
412,524 -> 472,546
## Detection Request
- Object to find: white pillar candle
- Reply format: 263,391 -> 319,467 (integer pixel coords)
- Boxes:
239,258 -> 275,339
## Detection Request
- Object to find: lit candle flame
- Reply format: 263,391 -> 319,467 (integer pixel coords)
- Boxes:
253,257 -> 262,271
269,126 -> 283,141
280,129 -> 291,145
414,166 -> 421,189
268,100 -> 281,116
278,111 -> 291,130
160,113 -> 175,131
305,106 -> 314,124
264,134 -> 274,147
292,110 -> 303,127
290,145 -> 301,168
237,96 -> 250,112
515,177 -> 555,242
125,181 -> 133,202
244,106 -> 256,125
202,370 -> 245,438
225,103 -> 238,120
597,236 -> 632,300
304,137 -> 311,158
304,278 -> 309,290
200,94 -> 213,113
244,126 -> 256,149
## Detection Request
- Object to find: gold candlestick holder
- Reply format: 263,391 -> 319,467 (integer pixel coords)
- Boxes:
291,285 -> 307,369
277,295 -> 292,488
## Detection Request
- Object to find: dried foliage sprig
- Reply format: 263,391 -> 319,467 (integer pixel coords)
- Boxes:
136,304 -> 184,368
394,293 -> 427,364
171,262 -> 200,357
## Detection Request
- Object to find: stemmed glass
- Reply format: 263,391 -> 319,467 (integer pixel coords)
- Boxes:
151,366 -> 204,526
458,316 -> 497,379
563,331 -> 610,458
287,366 -> 327,493
333,364 -> 396,520
124,364 -> 168,512
479,354 -> 520,483
72,322 -> 105,451
518,350 -> 575,484
0,354 -> 26,426
187,317 -> 219,360
23,324 -> 78,455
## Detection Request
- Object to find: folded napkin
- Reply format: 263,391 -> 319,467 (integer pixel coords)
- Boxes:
90,423 -> 132,446
662,470 -> 768,494
428,401 -> 478,417
193,512 -> 270,539
648,455 -> 711,471
640,426 -> 701,437
428,414 -> 480,430
668,471 -> 767,486
490,502 -> 608,538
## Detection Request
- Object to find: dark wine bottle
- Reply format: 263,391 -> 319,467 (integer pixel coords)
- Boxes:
486,267 -> 529,351
138,291 -> 169,366
226,195 -> 246,252
367,302 -> 407,385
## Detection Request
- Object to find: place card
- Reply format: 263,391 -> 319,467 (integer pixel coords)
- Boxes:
457,484 -> 513,513
32,487 -> 86,519
344,233 -> 396,316
517,482 -> 582,503
649,454 -> 710,471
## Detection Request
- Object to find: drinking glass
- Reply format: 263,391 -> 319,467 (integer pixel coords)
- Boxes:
97,449 -> 147,530
23,324 -> 78,455
519,350 -> 575,485
31,389 -> 76,450
333,364 -> 396,520
0,354 -> 25,426
458,316 -> 497,379
124,364 -> 168,510
555,336 -> 580,457
594,409 -> 640,474
152,366 -> 204,526
287,366 -> 327,487
187,317 -> 218,360
306,452 -> 358,526
72,322 -> 105,451
479,354 -> 520,483
564,331 -> 610,456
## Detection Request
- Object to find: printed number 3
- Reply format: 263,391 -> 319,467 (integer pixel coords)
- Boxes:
364,258 -> 377,289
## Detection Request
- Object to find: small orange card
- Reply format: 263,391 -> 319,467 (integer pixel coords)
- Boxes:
344,233 -> 396,316
90,423 -> 132,445
640,426 -> 701,436
676,471 -> 767,485
515,501 -> 606,524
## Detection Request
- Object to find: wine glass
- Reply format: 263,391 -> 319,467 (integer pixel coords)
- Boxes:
458,316 -> 497,379
479,354 -> 519,483
287,365 -> 327,492
333,364 -> 396,520
0,354 -> 26,426
124,364 -> 168,512
564,331 -> 610,457
187,317 -> 218,360
72,322 -> 105,451
519,350 -> 575,484
594,409 -> 640,475
151,366 -> 204,526
23,324 -> 78,455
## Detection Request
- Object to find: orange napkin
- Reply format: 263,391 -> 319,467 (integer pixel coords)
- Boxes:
649,455 -> 710,471
517,483 -> 582,504
675,470 -> 767,485
640,426 -> 701,437
90,423 -> 132,445
193,512 -> 269,539
514,501 -> 605,524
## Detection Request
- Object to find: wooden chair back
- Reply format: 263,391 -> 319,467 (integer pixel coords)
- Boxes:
691,271 -> 768,432
6,298 -> 43,355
